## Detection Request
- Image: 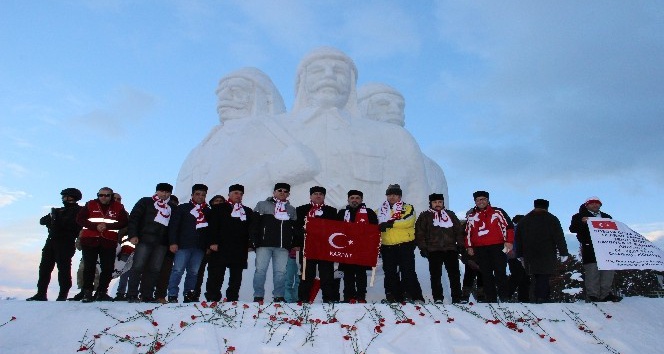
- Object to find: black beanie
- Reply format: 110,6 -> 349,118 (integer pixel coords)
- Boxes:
274,182 -> 290,191
385,184 -> 402,196
534,198 -> 550,209
156,183 -> 173,193
429,193 -> 445,202
191,184 -> 208,193
310,186 -> 326,195
347,189 -> 363,198
473,191 -> 489,200
229,184 -> 244,193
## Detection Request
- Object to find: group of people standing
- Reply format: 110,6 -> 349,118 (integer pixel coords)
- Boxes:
27,182 -> 620,305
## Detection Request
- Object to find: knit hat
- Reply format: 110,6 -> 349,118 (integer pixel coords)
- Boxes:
534,198 -> 550,209
274,182 -> 290,192
191,184 -> 208,193
585,196 -> 602,206
429,193 -> 445,202
310,186 -> 326,195
347,190 -> 363,198
155,183 -> 173,193
473,191 -> 489,200
385,184 -> 402,196
229,184 -> 244,193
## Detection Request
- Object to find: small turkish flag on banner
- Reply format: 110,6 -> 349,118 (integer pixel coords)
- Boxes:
591,220 -> 619,230
304,217 -> 381,267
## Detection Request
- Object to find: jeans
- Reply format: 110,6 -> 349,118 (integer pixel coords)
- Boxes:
167,248 -> 204,297
284,257 -> 300,302
253,247 -> 289,298
116,269 -> 132,295
128,241 -> 167,298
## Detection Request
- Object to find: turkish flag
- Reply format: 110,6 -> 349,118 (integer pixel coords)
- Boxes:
304,217 -> 381,267
591,220 -> 619,230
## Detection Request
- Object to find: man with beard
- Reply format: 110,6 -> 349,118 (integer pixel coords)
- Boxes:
205,184 -> 253,302
415,193 -> 464,304
125,183 -> 177,303
337,189 -> 379,303
76,187 -> 128,302
27,188 -> 84,301
296,186 -> 338,303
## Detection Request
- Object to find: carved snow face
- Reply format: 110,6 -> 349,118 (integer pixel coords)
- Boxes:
304,58 -> 351,109
365,92 -> 405,126
217,77 -> 254,121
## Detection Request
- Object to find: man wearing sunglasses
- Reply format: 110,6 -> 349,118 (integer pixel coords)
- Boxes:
76,187 -> 128,302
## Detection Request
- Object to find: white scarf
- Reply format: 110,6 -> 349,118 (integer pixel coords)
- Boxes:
378,200 -> 403,223
189,200 -> 208,229
230,201 -> 247,221
273,198 -> 290,220
344,205 -> 369,223
429,208 -> 453,228
153,194 -> 171,226
308,203 -> 324,218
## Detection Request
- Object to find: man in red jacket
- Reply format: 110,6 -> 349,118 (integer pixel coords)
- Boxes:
465,191 -> 514,303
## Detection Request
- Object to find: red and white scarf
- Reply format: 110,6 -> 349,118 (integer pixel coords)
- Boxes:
344,205 -> 369,223
307,203 -> 325,218
153,194 -> 171,226
189,200 -> 208,229
273,198 -> 290,220
429,208 -> 453,228
230,201 -> 247,221
378,200 -> 403,223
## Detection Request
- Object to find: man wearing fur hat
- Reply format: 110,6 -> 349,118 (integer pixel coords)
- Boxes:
376,184 -> 424,303
569,196 -> 622,302
296,186 -> 338,303
465,191 -> 514,303
251,183 -> 300,302
515,199 -> 569,303
125,183 -> 177,303
415,193 -> 464,304
205,184 -> 253,302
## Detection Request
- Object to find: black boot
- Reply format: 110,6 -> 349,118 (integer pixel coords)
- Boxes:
81,290 -> 95,303
26,293 -> 47,301
68,290 -> 85,301
95,292 -> 114,302
183,291 -> 198,303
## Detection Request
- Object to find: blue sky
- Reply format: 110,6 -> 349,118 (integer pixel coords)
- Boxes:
1,1 -> 664,295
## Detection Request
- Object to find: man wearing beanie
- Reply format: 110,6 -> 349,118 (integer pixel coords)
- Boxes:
570,196 -> 621,302
205,184 -> 253,302
415,193 -> 464,304
515,199 -> 569,303
251,183 -> 299,303
376,184 -> 424,303
124,183 -> 177,302
465,191 -> 514,303
296,186 -> 338,303
336,189 -> 379,303
167,184 -> 210,303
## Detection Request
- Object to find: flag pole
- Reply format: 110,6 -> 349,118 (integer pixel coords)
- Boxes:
369,267 -> 376,287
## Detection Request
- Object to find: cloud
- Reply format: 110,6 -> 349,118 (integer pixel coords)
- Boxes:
0,161 -> 29,178
0,187 -> 28,207
68,86 -> 156,138
631,222 -> 664,243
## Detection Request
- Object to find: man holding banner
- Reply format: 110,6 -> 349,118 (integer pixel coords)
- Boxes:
570,196 -> 622,302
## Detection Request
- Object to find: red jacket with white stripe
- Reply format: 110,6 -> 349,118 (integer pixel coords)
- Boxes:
465,205 -> 514,248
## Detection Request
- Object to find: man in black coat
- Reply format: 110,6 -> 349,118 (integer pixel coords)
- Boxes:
205,184 -> 253,302
515,199 -> 569,303
336,190 -> 379,303
27,188 -> 84,301
125,183 -> 177,302
296,186 -> 338,303
569,196 -> 621,302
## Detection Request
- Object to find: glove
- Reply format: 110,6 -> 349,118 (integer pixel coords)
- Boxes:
379,221 -> 394,232
420,250 -> 428,258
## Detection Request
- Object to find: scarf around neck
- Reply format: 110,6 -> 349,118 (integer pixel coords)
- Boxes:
428,208 -> 453,228
307,202 -> 325,218
153,194 -> 171,226
378,200 -> 403,223
230,201 -> 247,221
273,198 -> 290,220
189,200 -> 208,229
344,204 -> 369,223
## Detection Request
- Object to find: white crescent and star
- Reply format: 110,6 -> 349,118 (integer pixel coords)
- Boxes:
329,233 -> 353,249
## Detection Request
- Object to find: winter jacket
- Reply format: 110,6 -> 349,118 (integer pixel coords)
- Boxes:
77,199 -> 128,248
569,204 -> 612,264
168,202 -> 210,250
207,202 -> 254,266
515,209 -> 569,274
40,202 -> 83,243
375,203 -> 416,246
415,209 -> 464,253
337,204 -> 379,270
296,203 -> 338,232
465,205 -> 514,248
251,198 -> 301,249
127,196 -> 177,246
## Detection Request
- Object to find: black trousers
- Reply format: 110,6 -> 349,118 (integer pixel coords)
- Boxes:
36,239 -> 76,296
205,252 -> 244,301
473,244 -> 508,302
507,258 -> 531,302
427,250 -> 462,301
380,241 -> 423,301
299,259 -> 336,302
533,274 -> 551,301
340,264 -> 368,301
81,244 -> 115,294
154,251 -> 175,298
194,252 -> 210,296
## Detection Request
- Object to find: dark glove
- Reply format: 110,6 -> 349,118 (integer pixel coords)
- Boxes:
379,221 -> 394,232
420,250 -> 428,258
